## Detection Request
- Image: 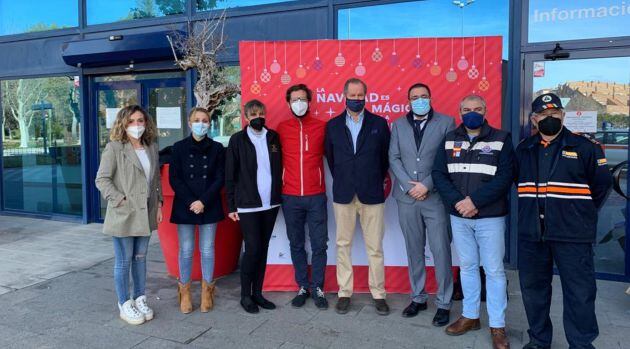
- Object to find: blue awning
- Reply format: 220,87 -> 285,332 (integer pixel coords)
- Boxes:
61,31 -> 184,68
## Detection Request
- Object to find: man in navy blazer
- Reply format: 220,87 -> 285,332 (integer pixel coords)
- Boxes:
325,78 -> 391,315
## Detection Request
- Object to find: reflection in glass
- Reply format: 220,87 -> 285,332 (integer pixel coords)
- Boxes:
197,0 -> 295,12
532,56 -> 630,275
0,1 -> 78,36
1,76 -> 82,216
210,66 -> 242,146
337,0 -> 509,59
87,0 -> 185,25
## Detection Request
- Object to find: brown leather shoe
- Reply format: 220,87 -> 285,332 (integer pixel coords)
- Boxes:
200,280 -> 215,312
490,327 -> 510,349
445,316 -> 481,336
178,282 -> 193,314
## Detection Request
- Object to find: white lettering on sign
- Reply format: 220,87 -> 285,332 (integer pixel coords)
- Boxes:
533,3 -> 630,23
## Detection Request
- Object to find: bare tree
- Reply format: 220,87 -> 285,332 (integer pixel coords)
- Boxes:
167,12 -> 239,114
2,79 -> 46,148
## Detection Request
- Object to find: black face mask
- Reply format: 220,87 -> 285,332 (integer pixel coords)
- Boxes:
537,116 -> 562,136
249,117 -> 265,131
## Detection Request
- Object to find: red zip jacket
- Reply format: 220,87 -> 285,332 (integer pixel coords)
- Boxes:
277,115 -> 326,196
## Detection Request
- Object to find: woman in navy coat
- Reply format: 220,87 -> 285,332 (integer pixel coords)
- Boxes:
169,107 -> 225,314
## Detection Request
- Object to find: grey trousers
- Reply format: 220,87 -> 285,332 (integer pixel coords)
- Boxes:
396,195 -> 453,309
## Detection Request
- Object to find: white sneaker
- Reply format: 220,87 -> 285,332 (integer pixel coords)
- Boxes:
134,295 -> 154,321
118,299 -> 145,325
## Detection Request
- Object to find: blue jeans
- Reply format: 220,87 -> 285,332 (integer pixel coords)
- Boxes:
177,224 -> 217,284
450,215 -> 507,328
282,194 -> 328,289
113,236 -> 151,305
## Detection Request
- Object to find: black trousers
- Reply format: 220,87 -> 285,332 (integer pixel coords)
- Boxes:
238,207 -> 280,298
518,239 -> 598,349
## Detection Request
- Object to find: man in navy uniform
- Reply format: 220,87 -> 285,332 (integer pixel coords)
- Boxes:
515,93 -> 612,349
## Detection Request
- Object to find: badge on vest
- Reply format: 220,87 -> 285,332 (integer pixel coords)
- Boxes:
479,145 -> 493,155
452,141 -> 462,158
597,158 -> 607,166
561,150 -> 578,159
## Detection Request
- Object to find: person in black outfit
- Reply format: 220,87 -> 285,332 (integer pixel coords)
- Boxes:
516,93 -> 612,349
169,107 -> 225,314
225,99 -> 282,314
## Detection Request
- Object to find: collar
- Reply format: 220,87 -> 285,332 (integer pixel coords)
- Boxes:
246,125 -> 267,139
190,134 -> 212,149
406,109 -> 433,126
525,127 -> 576,150
345,110 -> 365,124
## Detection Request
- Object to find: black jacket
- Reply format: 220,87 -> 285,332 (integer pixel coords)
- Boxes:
432,121 -> 514,218
325,110 -> 390,204
169,136 -> 225,224
515,127 -> 612,242
225,126 -> 283,213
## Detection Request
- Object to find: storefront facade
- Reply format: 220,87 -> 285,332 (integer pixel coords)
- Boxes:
0,0 -> 628,280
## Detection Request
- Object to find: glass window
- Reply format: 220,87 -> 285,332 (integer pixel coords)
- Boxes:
338,0 -> 510,59
87,0 -> 185,25
197,0 -> 296,12
2,76 -> 83,216
528,0 -> 630,43
210,65 -> 241,146
0,1 -> 78,36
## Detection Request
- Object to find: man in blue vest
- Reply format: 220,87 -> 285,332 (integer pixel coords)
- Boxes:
516,93 -> 612,349
325,77 -> 391,316
432,95 -> 513,349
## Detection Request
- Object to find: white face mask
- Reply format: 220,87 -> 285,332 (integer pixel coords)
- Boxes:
126,125 -> 145,139
290,100 -> 308,117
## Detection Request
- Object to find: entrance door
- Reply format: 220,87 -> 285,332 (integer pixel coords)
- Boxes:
91,72 -> 187,220
523,49 -> 630,280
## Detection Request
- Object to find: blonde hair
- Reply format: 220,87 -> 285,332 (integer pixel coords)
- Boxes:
188,107 -> 211,121
109,105 -> 157,145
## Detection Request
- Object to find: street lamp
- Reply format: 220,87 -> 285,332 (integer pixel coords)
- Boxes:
31,100 -> 53,154
453,0 -> 475,37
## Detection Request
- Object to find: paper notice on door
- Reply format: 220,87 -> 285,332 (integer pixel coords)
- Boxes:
156,107 -> 182,129
564,111 -> 597,133
105,108 -> 121,129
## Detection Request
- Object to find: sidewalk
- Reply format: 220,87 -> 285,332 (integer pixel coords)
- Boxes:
0,215 -> 628,348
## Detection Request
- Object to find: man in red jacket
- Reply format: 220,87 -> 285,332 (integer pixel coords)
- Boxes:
277,84 -> 329,309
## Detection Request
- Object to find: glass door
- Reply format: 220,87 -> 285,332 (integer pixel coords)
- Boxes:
91,72 -> 186,221
523,49 -> 630,280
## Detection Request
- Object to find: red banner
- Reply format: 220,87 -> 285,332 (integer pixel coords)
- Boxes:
239,37 -> 503,293
239,37 -> 502,128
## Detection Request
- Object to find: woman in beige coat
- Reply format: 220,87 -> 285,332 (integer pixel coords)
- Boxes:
95,105 -> 163,326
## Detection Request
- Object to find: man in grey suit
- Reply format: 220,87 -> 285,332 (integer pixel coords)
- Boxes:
389,83 -> 455,326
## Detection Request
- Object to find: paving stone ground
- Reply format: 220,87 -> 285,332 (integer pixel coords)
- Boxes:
0,215 -> 628,348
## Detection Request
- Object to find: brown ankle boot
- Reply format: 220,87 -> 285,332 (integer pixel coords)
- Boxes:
200,280 -> 215,312
445,316 -> 481,336
490,327 -> 510,349
178,282 -> 192,314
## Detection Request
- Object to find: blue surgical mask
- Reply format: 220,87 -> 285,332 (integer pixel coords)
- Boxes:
411,98 -> 431,116
346,98 -> 365,113
462,112 -> 485,130
191,122 -> 209,138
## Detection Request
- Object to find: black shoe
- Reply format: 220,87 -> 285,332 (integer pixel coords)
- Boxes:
522,341 -> 550,349
432,308 -> 450,327
291,287 -> 310,308
312,287 -> 329,310
374,298 -> 390,316
335,297 -> 351,314
252,294 -> 276,310
402,301 -> 427,317
240,296 -> 259,314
